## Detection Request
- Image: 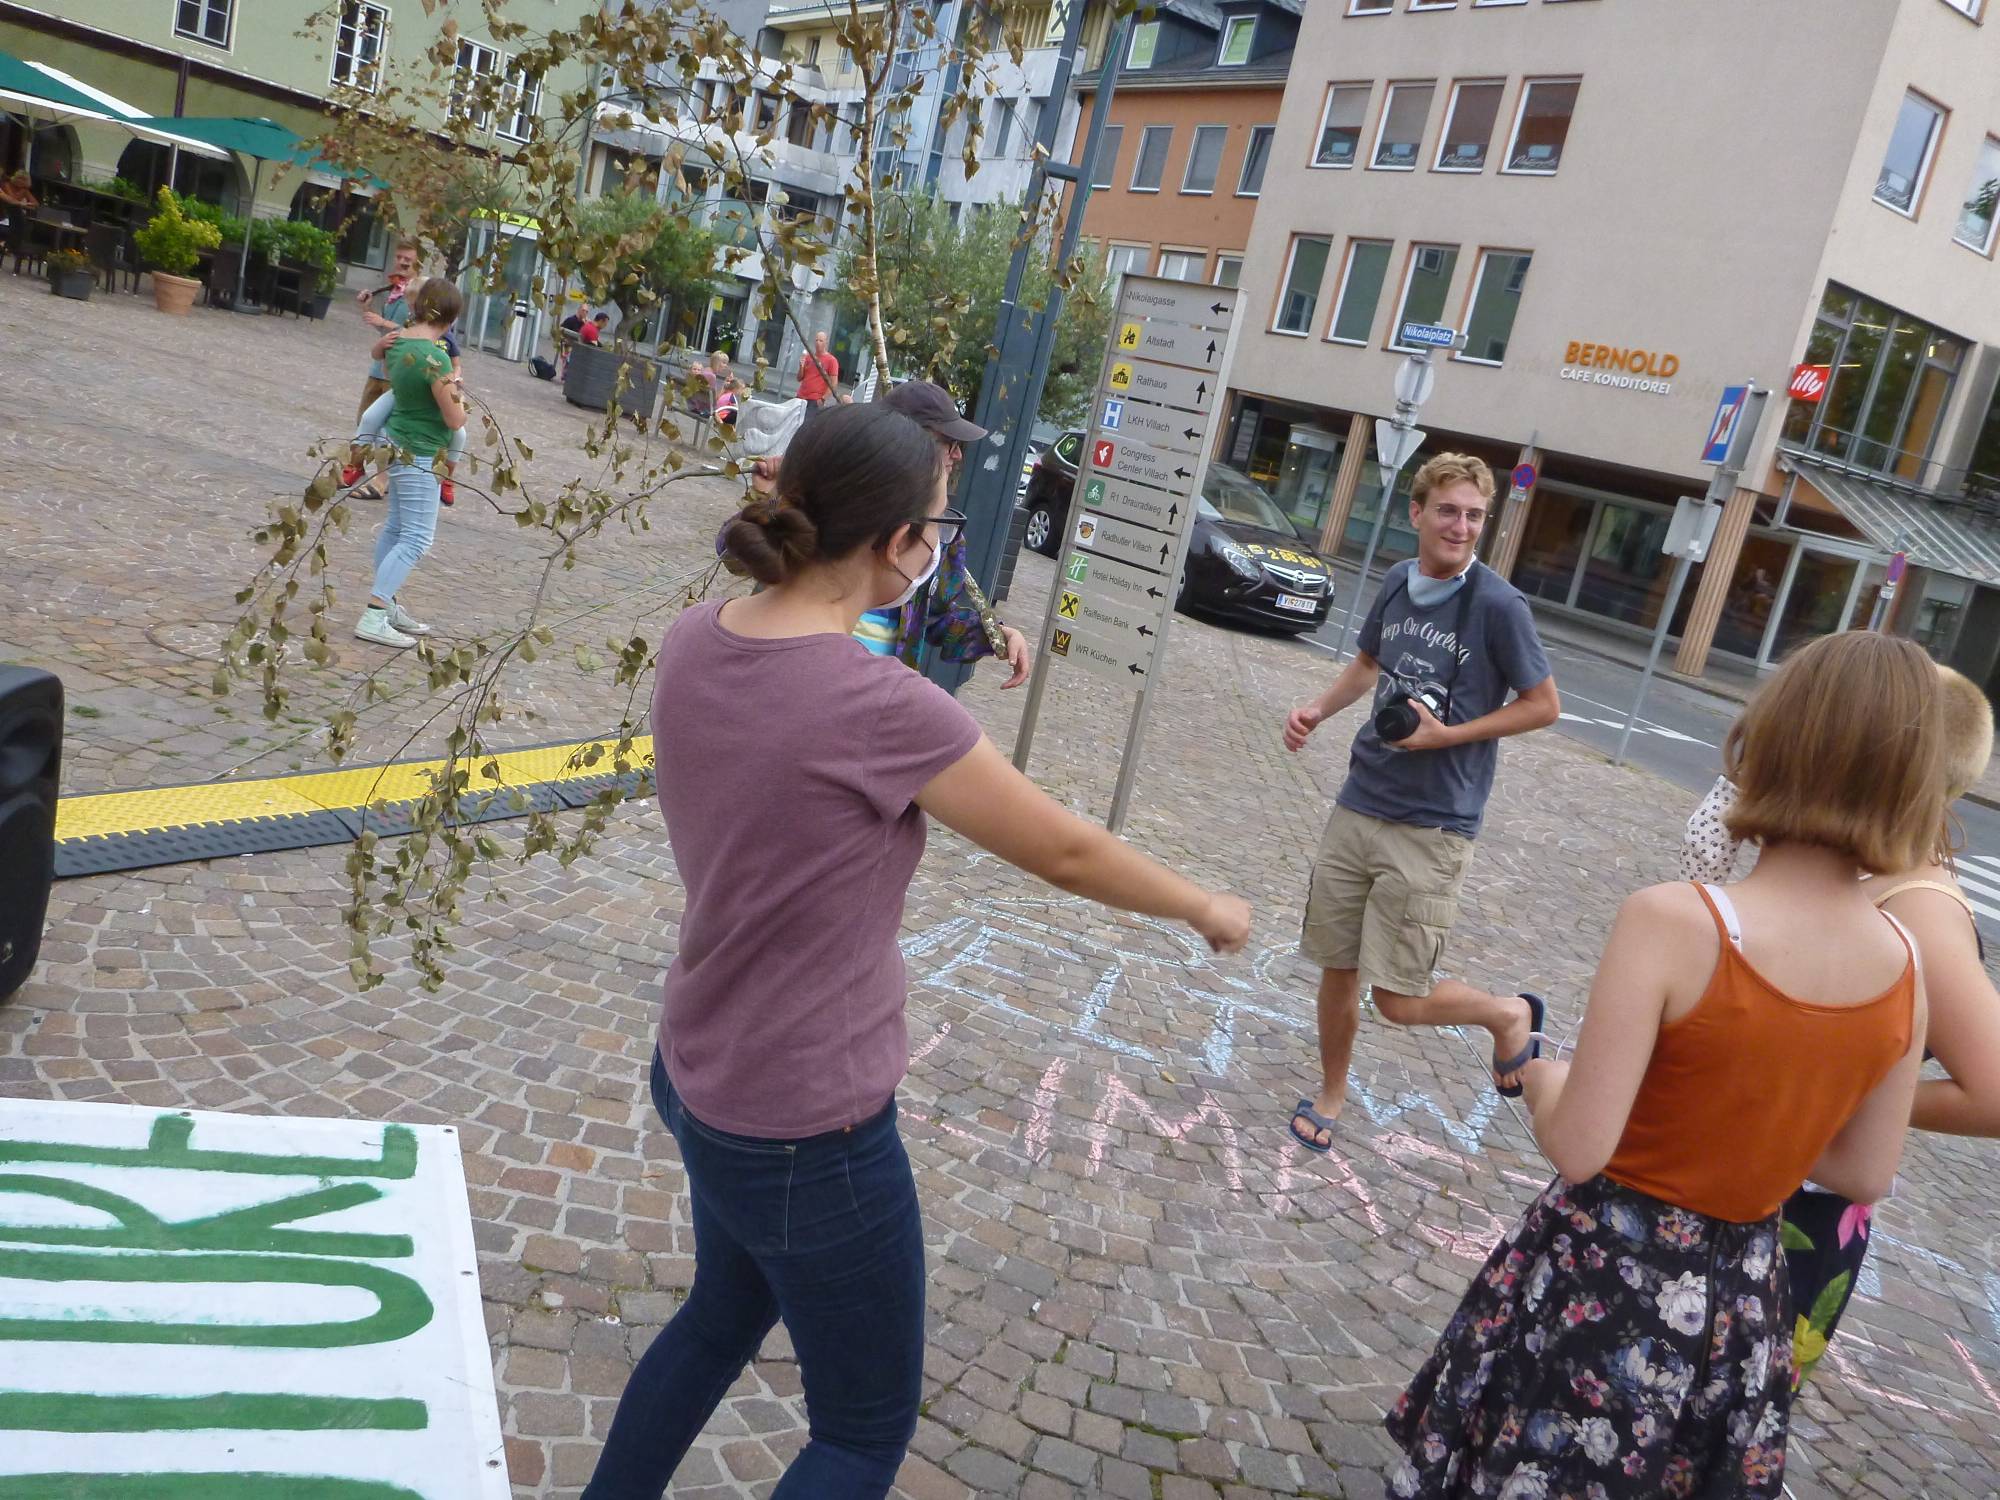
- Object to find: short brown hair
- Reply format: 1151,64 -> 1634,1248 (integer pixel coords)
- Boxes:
1411,452 -> 1495,509
1723,631 -> 1946,875
409,277 -> 462,328
1938,665 -> 1993,803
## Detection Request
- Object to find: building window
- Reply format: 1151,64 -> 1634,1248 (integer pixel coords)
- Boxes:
1274,235 -> 1332,335
1411,0 -> 1456,10
1328,239 -> 1392,344
1238,125 -> 1274,194
175,0 -> 232,47
1955,136 -> 2000,251
1219,14 -> 1257,64
1182,125 -> 1227,193
1130,125 -> 1172,191
1213,255 -> 1243,287
1372,82 -> 1435,170
803,36 -> 822,67
1473,0 -> 1527,6
331,1 -> 389,91
1503,77 -> 1579,173
1314,84 -> 1371,167
986,98 -> 1014,158
1941,0 -> 1982,16
1436,80 -> 1505,170
1105,242 -> 1150,293
1781,283 -> 1965,481
1128,19 -> 1160,68
1349,0 -> 1393,12
1157,249 -> 1205,280
1458,249 -> 1531,363
452,40 -> 500,128
1390,243 -> 1460,348
498,65 -> 542,142
1875,90 -> 1945,216
1089,124 -> 1124,189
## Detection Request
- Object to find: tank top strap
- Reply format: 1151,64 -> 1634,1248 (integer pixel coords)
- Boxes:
1692,881 -> 1743,950
1870,877 -> 1975,921
1878,910 -> 1923,987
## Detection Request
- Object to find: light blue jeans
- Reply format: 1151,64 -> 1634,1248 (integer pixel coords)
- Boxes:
369,460 -> 441,603
355,392 -> 467,466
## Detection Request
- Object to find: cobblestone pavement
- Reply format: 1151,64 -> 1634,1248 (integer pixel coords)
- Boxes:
6,271 -> 2000,1499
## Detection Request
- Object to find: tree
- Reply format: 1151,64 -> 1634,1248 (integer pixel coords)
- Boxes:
830,191 -> 1111,424
571,187 -> 718,336
228,0 -> 1137,989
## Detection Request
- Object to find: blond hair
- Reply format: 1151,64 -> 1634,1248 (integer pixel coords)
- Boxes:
1938,665 -> 1994,802
1411,452 -> 1494,508
1723,631 -> 1946,875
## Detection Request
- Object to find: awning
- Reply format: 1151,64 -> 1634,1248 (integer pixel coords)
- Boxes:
287,144 -> 386,193
15,59 -> 231,159
0,47 -> 100,118
1799,465 -> 2000,587
128,114 -> 304,164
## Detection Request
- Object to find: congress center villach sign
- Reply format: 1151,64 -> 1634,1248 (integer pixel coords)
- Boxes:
0,1098 -> 506,1500
1558,338 -> 1680,396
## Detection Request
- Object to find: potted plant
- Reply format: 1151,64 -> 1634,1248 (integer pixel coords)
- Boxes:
276,219 -> 340,318
561,189 -> 717,419
133,187 -> 221,315
46,248 -> 93,301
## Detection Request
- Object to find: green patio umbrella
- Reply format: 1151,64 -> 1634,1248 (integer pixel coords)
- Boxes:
0,47 -> 103,121
129,114 -> 307,309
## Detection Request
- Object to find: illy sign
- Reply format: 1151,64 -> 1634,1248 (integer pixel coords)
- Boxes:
1788,363 -> 1831,403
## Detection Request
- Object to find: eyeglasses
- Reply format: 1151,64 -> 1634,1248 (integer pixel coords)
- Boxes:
915,508 -> 968,546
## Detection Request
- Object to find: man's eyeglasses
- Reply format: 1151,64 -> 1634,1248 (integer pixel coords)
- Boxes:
913,508 -> 968,546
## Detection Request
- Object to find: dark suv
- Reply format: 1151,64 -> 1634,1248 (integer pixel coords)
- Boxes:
1017,432 -> 1338,634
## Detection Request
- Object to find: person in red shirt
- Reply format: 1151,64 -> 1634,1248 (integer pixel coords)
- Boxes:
796,329 -> 839,405
580,312 -> 607,346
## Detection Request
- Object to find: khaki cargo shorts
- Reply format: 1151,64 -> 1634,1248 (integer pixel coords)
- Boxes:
1300,805 -> 1477,998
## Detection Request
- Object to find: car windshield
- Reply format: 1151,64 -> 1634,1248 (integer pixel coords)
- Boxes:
1197,466 -> 1301,538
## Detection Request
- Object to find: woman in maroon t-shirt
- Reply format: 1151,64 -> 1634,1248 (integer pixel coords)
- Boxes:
582,404 -> 1251,1500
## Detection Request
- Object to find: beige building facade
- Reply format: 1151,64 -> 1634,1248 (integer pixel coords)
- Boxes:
1228,0 -> 2000,688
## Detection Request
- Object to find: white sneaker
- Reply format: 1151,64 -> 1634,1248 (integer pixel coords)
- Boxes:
354,606 -> 416,649
387,601 -> 431,636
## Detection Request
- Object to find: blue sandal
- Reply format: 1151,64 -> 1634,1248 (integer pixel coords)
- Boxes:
1493,992 -> 1546,1098
1288,1098 -> 1339,1154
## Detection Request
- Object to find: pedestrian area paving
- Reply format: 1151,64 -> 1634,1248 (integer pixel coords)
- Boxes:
4,272 -> 1998,1498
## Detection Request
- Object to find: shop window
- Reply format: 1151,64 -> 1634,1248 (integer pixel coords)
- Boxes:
1458,249 -> 1530,363
1213,255 -> 1243,287
1131,125 -> 1172,191
331,1 -> 388,91
1339,467 -> 1420,565
1954,135 -> 2000,252
1128,19 -> 1160,68
1157,249 -> 1205,280
1182,125 -> 1227,193
1503,78 -> 1579,173
1875,90 -> 1944,216
1274,235 -> 1332,335
1713,534 -> 1794,658
1964,380 -> 2000,489
1328,239 -> 1391,344
1219,15 -> 1257,64
1089,125 -> 1123,189
1437,81 -> 1505,170
1314,85 -> 1371,167
1390,243 -> 1459,348
1237,125 -> 1274,195
1372,82 -> 1434,170
1513,489 -> 1593,605
1574,504 -> 1673,626
175,0 -> 232,47
1783,283 -> 1964,479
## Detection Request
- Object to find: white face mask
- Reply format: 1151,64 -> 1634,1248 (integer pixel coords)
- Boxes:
884,532 -> 941,609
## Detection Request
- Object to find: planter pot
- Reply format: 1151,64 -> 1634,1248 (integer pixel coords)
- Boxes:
151,271 -> 202,316
305,292 -> 333,321
48,270 -> 92,301
563,341 -> 662,419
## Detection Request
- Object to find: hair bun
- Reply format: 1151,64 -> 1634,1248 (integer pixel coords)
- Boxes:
723,496 -> 818,586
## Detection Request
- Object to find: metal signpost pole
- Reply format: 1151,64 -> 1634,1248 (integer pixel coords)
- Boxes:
1331,323 -> 1456,656
1612,383 -> 1767,767
1010,276 -> 1242,836
1867,546 -> 1909,630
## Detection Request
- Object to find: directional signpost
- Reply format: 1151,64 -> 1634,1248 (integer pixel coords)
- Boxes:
1013,275 -> 1242,832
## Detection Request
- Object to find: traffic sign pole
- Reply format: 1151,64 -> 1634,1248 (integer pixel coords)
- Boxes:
1011,276 -> 1242,833
1612,382 -> 1767,767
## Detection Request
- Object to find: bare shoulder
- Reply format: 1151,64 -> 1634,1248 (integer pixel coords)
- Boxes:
1619,880 -> 1710,932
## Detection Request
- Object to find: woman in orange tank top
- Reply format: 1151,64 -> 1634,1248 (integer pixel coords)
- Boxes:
1386,632 -> 1938,1500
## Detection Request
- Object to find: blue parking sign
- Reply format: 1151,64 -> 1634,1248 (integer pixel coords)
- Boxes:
1702,386 -> 1748,464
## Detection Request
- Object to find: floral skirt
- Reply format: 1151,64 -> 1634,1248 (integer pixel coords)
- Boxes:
1780,1186 -> 1870,1389
1386,1175 -> 1793,1499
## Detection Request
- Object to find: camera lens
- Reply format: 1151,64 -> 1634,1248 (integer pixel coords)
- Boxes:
1375,697 -> 1418,743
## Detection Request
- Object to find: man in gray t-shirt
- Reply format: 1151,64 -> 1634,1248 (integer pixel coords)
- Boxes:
1280,454 -> 1559,1151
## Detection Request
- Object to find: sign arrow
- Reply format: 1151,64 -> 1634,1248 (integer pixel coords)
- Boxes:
1181,427 -> 1199,441
1127,663 -> 1145,677
1158,542 -> 1171,564
1210,301 -> 1228,315
1147,586 -> 1163,599
1137,625 -> 1154,638
1173,466 -> 1192,481
1204,340 -> 1217,364
1195,380 -> 1208,403
1167,503 -> 1179,524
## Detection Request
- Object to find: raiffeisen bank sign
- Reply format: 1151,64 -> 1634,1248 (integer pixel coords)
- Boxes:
1559,340 -> 1680,396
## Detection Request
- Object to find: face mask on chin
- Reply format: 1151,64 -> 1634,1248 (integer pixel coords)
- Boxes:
882,533 -> 941,610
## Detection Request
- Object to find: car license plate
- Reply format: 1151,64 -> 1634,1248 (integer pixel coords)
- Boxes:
1276,593 -> 1318,614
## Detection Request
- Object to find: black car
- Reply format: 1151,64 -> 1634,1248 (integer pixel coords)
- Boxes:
1017,432 -> 1338,634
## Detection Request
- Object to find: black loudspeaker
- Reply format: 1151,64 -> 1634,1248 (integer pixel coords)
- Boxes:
0,667 -> 61,1001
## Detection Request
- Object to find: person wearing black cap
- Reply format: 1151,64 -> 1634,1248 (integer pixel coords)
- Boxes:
743,379 -> 1031,686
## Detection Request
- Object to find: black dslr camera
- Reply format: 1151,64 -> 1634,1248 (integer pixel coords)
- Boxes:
1375,687 -> 1444,744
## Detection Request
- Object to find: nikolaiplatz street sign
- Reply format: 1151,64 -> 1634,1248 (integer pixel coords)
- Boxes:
1012,275 -> 1245,832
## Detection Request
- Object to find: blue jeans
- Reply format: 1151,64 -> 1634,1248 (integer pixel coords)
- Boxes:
368,459 -> 439,602
580,1053 -> 926,1500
